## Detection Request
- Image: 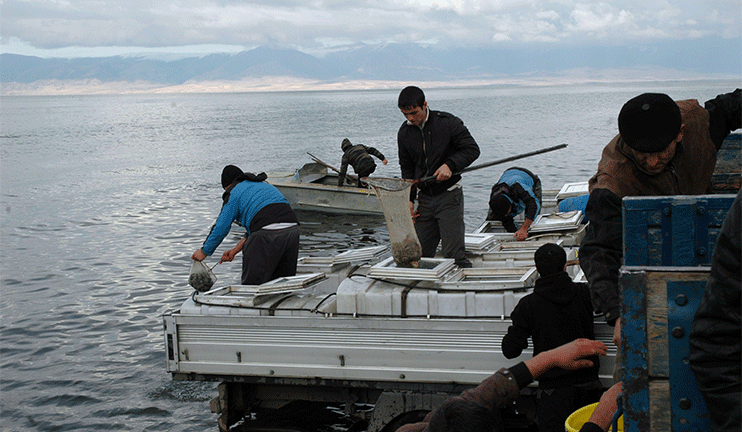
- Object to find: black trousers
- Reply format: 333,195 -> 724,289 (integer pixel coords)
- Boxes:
241,225 -> 300,285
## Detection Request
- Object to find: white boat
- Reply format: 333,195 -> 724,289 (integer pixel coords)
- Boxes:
267,162 -> 384,215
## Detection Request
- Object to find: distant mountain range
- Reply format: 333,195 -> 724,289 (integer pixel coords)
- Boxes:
1,38 -> 739,90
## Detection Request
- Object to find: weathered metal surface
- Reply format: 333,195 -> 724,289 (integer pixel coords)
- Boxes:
667,280 -> 712,431
621,268 -> 650,432
620,268 -> 712,432
711,133 -> 741,193
622,195 -> 736,267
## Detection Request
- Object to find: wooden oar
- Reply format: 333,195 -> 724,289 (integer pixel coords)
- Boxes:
418,143 -> 568,183
306,152 -> 359,183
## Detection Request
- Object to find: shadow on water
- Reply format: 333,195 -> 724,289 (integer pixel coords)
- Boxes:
296,210 -> 390,256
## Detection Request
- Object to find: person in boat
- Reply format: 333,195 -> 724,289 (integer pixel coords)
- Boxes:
337,138 -> 388,187
191,165 -> 300,286
397,86 -> 481,268
501,243 -> 601,431
579,89 -> 742,382
395,338 -> 613,432
487,167 -> 542,241
689,189 -> 741,432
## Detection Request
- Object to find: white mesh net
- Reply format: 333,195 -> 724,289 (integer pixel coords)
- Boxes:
365,177 -> 422,266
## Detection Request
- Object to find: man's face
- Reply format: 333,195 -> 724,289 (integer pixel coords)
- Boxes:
630,129 -> 683,174
400,101 -> 428,126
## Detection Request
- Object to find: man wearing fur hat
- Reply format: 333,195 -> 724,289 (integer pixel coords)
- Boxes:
579,89 -> 741,377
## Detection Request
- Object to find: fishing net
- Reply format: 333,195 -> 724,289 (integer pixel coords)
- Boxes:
189,259 -> 217,292
364,177 -> 422,266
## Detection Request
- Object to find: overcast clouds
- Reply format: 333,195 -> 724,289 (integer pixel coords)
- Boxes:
1,0 -> 740,59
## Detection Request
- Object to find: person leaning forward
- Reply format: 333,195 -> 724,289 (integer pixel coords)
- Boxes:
395,339 -> 609,432
192,165 -> 300,286
337,138 -> 388,187
487,166 -> 542,241
579,89 -> 741,381
397,86 -> 481,268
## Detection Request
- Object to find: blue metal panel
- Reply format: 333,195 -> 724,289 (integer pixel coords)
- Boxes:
667,280 -> 712,431
621,269 -> 650,432
623,195 -> 736,267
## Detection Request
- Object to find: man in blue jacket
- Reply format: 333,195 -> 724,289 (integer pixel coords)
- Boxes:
192,165 -> 300,286
397,86 -> 480,268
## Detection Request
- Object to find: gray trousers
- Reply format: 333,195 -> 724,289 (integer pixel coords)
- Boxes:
415,186 -> 470,266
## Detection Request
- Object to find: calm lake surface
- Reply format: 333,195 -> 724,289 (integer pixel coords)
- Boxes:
0,80 -> 737,431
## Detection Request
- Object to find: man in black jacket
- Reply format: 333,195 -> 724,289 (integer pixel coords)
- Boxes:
502,243 -> 602,431
397,86 -> 480,268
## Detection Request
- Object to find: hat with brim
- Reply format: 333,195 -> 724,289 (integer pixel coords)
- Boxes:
618,93 -> 681,153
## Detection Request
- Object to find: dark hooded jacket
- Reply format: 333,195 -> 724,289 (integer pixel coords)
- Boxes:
337,141 -> 386,186
501,272 -> 598,389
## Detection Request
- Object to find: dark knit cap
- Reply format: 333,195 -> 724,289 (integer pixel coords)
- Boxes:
618,93 -> 682,152
221,165 -> 244,188
489,193 -> 511,218
534,243 -> 567,277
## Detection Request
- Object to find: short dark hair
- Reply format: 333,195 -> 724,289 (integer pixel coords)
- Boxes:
534,243 -> 566,276
427,399 -> 499,432
398,86 -> 426,109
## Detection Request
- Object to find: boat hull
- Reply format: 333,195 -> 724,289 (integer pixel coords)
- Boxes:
268,172 -> 383,216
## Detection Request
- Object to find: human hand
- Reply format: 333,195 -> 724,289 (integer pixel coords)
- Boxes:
409,201 -> 419,221
433,164 -> 452,182
382,159 -> 388,165
191,249 -> 207,261
549,338 -> 607,370
613,318 -> 621,347
514,228 -> 528,241
221,249 -> 237,262
587,382 -> 623,430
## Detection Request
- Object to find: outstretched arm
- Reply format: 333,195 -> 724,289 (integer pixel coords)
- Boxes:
524,338 -> 607,379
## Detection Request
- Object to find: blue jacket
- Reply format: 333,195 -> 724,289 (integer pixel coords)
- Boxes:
488,167 -> 541,231
201,181 -> 291,256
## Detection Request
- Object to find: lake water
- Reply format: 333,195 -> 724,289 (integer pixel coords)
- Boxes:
0,80 -> 737,431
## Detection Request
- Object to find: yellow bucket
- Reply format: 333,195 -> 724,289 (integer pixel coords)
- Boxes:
564,402 -> 624,432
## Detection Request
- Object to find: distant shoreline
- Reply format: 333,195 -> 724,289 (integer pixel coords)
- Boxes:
1,73 -> 738,96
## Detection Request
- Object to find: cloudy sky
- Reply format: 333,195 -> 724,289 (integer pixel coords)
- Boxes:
1,0 -> 740,60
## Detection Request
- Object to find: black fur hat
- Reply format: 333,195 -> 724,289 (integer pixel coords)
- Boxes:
618,93 -> 681,153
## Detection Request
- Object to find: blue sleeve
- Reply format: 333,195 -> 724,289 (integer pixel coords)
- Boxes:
201,197 -> 240,256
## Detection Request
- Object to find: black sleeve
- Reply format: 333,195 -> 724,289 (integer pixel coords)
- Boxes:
501,301 -> 531,359
689,191 -> 742,432
337,154 -> 349,186
579,188 -> 624,325
366,145 -> 386,161
705,88 -> 742,150
512,183 -> 539,221
579,422 -> 606,432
